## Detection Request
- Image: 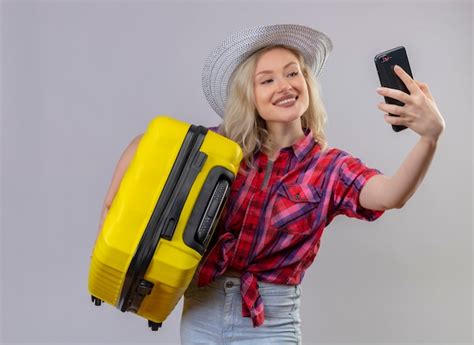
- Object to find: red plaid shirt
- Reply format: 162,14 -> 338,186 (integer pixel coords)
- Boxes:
197,127 -> 385,327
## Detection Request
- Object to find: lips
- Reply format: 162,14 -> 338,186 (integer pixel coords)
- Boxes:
273,95 -> 298,107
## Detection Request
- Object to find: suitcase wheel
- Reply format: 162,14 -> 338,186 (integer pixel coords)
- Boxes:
148,320 -> 162,331
91,295 -> 102,306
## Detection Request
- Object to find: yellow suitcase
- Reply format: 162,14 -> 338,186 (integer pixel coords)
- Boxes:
88,116 -> 242,330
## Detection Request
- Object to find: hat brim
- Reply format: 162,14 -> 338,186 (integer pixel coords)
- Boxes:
202,24 -> 333,118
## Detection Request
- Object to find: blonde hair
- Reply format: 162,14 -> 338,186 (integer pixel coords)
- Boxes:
220,45 -> 328,168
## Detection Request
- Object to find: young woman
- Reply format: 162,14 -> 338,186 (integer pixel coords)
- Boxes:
98,24 -> 445,344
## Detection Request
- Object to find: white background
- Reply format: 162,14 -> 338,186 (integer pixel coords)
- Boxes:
1,0 -> 472,344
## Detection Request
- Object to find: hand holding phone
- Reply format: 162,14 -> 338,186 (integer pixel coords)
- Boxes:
374,46 -> 413,132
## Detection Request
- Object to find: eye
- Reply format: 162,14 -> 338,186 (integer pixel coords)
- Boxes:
288,71 -> 299,77
261,79 -> 273,85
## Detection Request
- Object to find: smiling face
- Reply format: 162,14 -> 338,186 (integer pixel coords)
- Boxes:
253,47 -> 310,125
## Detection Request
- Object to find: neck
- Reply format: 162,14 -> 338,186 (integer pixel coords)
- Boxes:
263,120 -> 305,160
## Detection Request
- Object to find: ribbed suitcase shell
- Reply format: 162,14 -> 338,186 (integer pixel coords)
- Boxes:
88,116 -> 242,329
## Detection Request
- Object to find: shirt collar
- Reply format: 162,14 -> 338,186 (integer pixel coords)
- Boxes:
291,128 -> 317,160
251,128 -> 319,165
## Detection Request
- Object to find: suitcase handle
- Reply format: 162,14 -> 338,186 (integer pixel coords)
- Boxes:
183,166 -> 235,255
195,178 -> 230,245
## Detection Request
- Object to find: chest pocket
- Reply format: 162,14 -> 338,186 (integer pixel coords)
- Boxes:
271,184 -> 321,236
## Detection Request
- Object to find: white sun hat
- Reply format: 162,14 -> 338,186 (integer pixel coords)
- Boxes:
201,24 -> 333,118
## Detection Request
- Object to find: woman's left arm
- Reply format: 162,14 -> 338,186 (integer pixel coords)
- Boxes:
359,65 -> 446,211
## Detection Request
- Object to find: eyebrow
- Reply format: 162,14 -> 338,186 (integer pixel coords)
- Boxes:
255,62 -> 298,77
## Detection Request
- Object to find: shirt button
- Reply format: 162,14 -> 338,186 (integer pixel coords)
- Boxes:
225,281 -> 234,288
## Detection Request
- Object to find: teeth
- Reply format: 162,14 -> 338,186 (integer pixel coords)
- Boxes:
275,97 -> 296,106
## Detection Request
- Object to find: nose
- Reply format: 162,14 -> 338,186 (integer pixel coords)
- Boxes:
276,78 -> 293,93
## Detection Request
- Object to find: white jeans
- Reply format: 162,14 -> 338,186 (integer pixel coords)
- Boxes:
180,275 -> 302,344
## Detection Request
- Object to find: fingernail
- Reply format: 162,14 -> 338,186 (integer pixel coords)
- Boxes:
376,87 -> 383,92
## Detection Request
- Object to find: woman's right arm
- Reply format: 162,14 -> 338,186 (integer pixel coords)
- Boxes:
97,133 -> 143,235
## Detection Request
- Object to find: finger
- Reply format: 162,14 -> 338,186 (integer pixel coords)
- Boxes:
393,65 -> 421,96
376,87 -> 411,104
384,113 -> 407,126
414,80 -> 434,101
377,102 -> 405,116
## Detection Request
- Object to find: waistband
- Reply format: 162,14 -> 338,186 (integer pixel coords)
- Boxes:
222,268 -> 241,278
205,275 -> 300,296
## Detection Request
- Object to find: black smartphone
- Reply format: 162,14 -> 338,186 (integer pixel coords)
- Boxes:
374,46 -> 413,132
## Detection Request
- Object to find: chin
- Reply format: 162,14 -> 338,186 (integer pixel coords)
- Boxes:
267,114 -> 302,124
283,114 -> 302,123
259,105 -> 307,123
278,109 -> 305,122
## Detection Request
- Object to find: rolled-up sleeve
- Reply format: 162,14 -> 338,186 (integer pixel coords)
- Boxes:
332,154 -> 385,221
